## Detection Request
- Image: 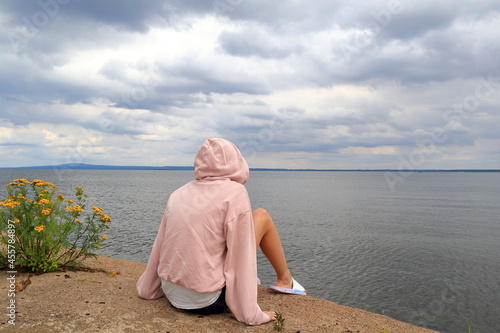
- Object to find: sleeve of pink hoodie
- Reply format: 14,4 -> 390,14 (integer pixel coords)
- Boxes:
224,210 -> 270,326
136,211 -> 167,300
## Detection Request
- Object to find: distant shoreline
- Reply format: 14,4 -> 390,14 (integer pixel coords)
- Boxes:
1,163 -> 499,172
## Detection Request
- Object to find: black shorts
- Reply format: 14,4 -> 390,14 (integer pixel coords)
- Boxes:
184,287 -> 228,315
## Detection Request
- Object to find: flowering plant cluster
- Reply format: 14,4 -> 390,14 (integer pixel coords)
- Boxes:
0,179 -> 111,273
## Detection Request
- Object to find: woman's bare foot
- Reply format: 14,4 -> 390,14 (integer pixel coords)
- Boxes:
273,271 -> 293,288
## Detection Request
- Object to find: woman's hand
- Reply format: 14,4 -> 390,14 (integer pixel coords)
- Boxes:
264,311 -> 277,321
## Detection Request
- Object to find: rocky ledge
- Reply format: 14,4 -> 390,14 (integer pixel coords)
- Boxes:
1,255 -> 440,333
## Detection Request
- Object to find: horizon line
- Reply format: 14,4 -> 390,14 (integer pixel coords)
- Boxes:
0,163 -> 499,172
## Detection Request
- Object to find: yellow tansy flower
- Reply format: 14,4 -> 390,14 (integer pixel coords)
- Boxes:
67,200 -> 74,204
7,179 -> 28,187
57,194 -> 65,201
92,206 -> 103,213
66,205 -> 84,212
14,219 -> 20,223
98,213 -> 112,223
101,235 -> 108,240
42,209 -> 51,215
38,199 -> 52,205
34,225 -> 46,232
0,199 -> 20,208
31,179 -> 57,188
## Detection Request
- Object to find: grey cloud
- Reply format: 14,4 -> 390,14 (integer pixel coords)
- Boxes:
214,0 -> 350,33
218,29 -> 302,59
0,65 -> 104,106
383,10 -> 454,40
157,63 -> 270,95
93,110 -> 158,136
2,0 -> 171,33
99,61 -> 129,82
105,59 -> 272,113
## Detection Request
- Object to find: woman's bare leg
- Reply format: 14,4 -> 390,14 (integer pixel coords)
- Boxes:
253,208 -> 293,288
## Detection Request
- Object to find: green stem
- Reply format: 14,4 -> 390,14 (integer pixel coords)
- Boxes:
55,222 -> 91,262
45,219 -> 73,259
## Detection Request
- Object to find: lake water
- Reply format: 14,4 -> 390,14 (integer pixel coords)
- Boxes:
1,169 -> 499,332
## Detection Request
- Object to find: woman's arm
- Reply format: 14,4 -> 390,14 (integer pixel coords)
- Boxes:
224,209 -> 270,325
136,209 -> 168,299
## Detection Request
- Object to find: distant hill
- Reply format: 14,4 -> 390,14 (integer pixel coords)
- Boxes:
3,163 -> 194,171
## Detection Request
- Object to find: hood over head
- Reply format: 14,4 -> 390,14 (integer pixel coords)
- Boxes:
194,138 -> 249,184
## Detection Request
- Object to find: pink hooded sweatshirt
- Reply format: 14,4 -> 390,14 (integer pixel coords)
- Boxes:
136,138 -> 270,326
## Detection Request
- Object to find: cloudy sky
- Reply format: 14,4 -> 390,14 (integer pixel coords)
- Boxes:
1,0 -> 499,169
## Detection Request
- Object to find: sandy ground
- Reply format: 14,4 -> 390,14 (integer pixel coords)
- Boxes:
1,255 -> 440,333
